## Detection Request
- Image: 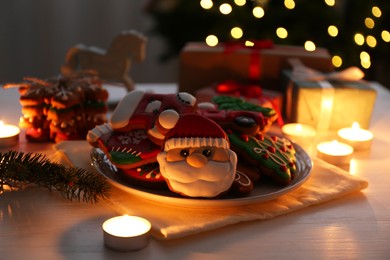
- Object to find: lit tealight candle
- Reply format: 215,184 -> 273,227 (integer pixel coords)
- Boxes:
0,120 -> 20,148
102,215 -> 151,251
337,122 -> 373,150
317,140 -> 354,165
281,123 -> 316,151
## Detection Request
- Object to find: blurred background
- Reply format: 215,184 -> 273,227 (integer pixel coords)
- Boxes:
0,0 -> 388,86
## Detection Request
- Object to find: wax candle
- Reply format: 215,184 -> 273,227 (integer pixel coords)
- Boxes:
337,122 -> 373,150
0,120 -> 20,148
281,123 -> 316,151
102,215 -> 151,251
317,140 -> 354,165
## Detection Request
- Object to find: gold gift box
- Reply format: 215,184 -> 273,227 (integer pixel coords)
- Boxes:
283,70 -> 377,131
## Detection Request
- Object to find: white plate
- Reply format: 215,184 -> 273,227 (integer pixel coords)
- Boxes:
91,144 -> 312,208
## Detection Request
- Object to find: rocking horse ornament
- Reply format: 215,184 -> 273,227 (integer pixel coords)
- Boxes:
61,30 -> 147,91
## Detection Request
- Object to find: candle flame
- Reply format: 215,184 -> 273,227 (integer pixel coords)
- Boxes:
0,121 -> 4,127
352,122 -> 360,130
295,124 -> 303,132
331,140 -> 339,145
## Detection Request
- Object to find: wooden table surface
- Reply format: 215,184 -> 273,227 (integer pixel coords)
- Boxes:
1,83 -> 389,259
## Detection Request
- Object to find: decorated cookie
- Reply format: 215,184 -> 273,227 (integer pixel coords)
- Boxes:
227,131 -> 296,186
157,113 -> 238,198
197,102 -> 267,135
3,71 -> 109,143
110,90 -> 196,133
117,162 -> 167,189
229,171 -> 254,196
89,123 -> 161,169
208,95 -> 278,134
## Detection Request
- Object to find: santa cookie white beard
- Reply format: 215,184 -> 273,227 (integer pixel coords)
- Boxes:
157,149 -> 237,198
156,113 -> 238,198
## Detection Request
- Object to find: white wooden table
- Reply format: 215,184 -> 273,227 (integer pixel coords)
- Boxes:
1,83 -> 389,259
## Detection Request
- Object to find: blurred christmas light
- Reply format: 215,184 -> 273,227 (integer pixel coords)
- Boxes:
381,30 -> 390,42
324,0 -> 335,7
245,40 -> 254,47
361,59 -> 371,69
366,35 -> 377,48
304,41 -> 316,51
328,25 -> 338,37
252,6 -> 265,18
206,35 -> 219,46
200,0 -> 213,10
364,18 -> 375,29
354,33 -> 365,45
360,51 -> 370,63
234,0 -> 246,6
231,27 -> 243,39
284,0 -> 295,10
276,27 -> 288,39
220,3 -> 232,14
372,6 -> 382,17
332,55 -> 342,67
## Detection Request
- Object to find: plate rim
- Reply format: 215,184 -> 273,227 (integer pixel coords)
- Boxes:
91,144 -> 313,208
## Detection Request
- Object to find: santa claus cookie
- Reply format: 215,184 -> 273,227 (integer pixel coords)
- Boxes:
157,113 -> 239,198
227,131 -> 296,186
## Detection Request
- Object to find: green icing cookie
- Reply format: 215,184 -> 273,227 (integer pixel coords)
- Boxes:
109,150 -> 142,165
228,131 -> 296,185
212,95 -> 276,117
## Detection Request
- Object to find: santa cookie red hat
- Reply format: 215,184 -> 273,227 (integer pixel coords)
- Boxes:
163,114 -> 230,151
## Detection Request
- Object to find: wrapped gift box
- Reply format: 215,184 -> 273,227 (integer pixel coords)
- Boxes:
179,42 -> 334,94
282,70 -> 377,131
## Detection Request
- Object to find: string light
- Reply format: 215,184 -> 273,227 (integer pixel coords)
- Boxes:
304,41 -> 316,51
231,27 -> 243,39
332,55 -> 342,67
206,35 -> 219,46
220,3 -> 232,15
364,18 -> 375,29
234,0 -> 246,6
200,0 -> 213,9
354,33 -> 365,45
276,27 -> 288,39
324,0 -> 335,7
360,51 -> 371,69
245,40 -> 254,47
252,6 -> 265,18
199,1 -> 386,71
372,6 -> 382,17
381,30 -> 390,42
366,35 -> 377,48
284,0 -> 295,10
328,25 -> 338,37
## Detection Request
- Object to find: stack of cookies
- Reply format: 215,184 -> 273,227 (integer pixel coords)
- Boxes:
5,71 -> 109,142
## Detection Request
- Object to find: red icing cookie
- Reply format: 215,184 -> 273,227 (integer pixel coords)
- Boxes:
117,162 -> 167,189
94,127 -> 161,170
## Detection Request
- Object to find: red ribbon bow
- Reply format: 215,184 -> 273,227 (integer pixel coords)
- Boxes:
216,80 -> 263,99
222,39 -> 274,82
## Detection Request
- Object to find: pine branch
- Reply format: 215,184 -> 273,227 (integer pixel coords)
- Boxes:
0,151 -> 110,203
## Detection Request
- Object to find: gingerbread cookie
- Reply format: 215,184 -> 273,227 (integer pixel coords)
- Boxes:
3,71 -> 109,143
227,131 -> 296,186
229,171 -> 254,196
157,113 -> 238,198
91,125 -> 161,170
209,95 -> 278,134
110,90 -> 196,132
117,162 -> 167,189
